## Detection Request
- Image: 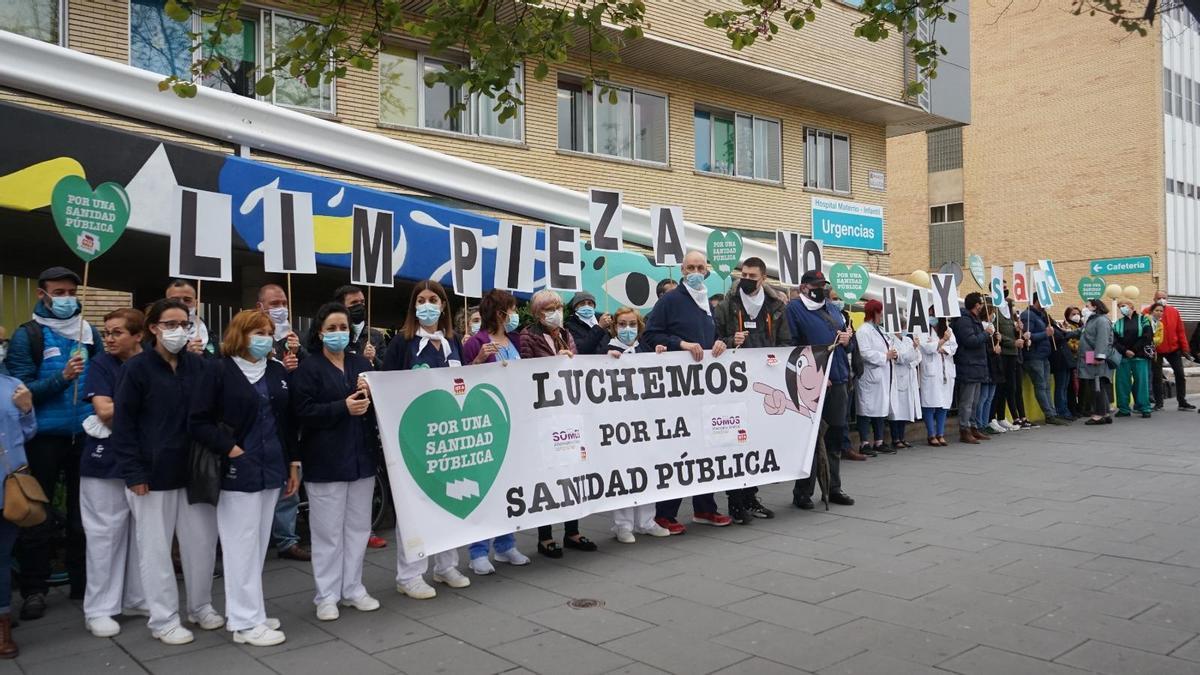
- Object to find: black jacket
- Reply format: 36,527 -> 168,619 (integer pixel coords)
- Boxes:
714,289 -> 792,349
350,326 -> 387,370
290,351 -> 378,482
189,357 -> 297,493
952,312 -> 990,384
566,316 -> 609,357
1114,314 -> 1153,359
113,349 -> 206,490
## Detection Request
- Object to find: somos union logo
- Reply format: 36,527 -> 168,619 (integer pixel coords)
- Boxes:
711,415 -> 741,431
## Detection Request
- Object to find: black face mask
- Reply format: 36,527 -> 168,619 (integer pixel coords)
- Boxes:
738,278 -> 760,295
347,304 -> 367,324
806,286 -> 826,303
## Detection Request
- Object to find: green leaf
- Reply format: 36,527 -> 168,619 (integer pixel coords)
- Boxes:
255,74 -> 275,96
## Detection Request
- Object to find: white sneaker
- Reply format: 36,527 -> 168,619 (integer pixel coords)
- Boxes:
433,568 -> 472,589
398,578 -> 437,599
639,524 -> 672,538
615,529 -> 636,544
988,420 -> 1006,433
998,420 -> 1017,431
187,607 -> 225,631
86,616 -> 121,638
152,624 -> 195,645
315,602 -> 340,621
233,623 -> 287,647
469,556 -> 496,575
493,548 -> 531,566
265,617 -> 281,630
341,594 -> 381,612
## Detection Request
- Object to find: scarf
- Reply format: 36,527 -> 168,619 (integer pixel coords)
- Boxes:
417,328 -> 452,361
32,313 -> 95,346
579,314 -> 598,328
608,337 -> 638,354
799,295 -> 825,312
740,288 -> 765,319
233,356 -> 268,384
685,283 -> 711,315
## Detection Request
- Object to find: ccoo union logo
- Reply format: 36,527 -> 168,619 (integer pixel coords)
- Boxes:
453,378 -> 466,395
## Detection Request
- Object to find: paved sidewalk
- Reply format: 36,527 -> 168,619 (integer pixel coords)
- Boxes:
10,406 -> 1200,674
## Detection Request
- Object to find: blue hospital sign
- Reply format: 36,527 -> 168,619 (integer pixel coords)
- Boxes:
811,196 -> 885,252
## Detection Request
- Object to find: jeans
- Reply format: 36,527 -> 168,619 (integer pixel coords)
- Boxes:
889,420 -> 907,445
656,494 -> 719,521
958,382 -> 981,429
1024,359 -> 1055,419
1116,357 -> 1152,414
856,416 -> 886,445
1053,369 -> 1073,417
270,489 -> 301,552
923,407 -> 948,437
0,518 -> 17,614
998,354 -> 1026,420
976,383 -> 997,428
18,434 -> 85,596
468,534 -> 516,560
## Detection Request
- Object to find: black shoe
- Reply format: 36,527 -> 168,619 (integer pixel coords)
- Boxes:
828,491 -> 855,506
877,444 -> 897,455
538,541 -> 564,558
19,594 -> 45,621
1141,412 -> 1152,419
1115,411 -> 1131,418
1153,404 -> 1165,411
1045,416 -> 1069,426
1105,416 -> 1113,424
793,494 -> 815,510
729,503 -> 752,525
861,444 -> 878,457
1180,401 -> 1196,410
747,497 -> 775,519
563,535 -> 597,552
1085,418 -> 1106,425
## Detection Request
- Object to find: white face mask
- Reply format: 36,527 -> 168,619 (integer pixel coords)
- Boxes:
543,309 -> 563,329
1069,314 -> 1081,323
1082,308 -> 1094,321
158,327 -> 189,354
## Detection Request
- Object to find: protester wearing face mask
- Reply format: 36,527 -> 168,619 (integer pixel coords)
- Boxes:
1050,308 -> 1082,421
1149,303 -> 1168,410
952,293 -> 995,444
888,328 -> 922,450
785,270 -> 857,509
189,310 -> 299,647
5,266 -> 101,619
1145,291 -> 1194,411
977,305 -> 1004,435
380,281 -> 472,598
714,257 -> 791,523
165,279 -> 212,356
290,303 -> 380,622
1113,299 -> 1154,419
80,309 -> 148,638
919,313 -> 957,446
855,299 -> 895,454
993,294 -> 1030,429
1020,293 -> 1068,425
113,299 -> 220,645
333,285 -> 387,370
565,292 -> 612,356
460,289 -> 532,574
644,250 -> 732,532
457,306 -> 482,338
1079,299 -> 1115,425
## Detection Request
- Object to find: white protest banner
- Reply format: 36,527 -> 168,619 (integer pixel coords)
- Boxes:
990,265 -> 1010,319
589,189 -> 623,252
651,205 -> 686,267
906,287 -> 929,334
494,221 -> 537,292
170,186 -> 232,282
882,286 -> 904,333
1012,261 -> 1029,303
545,224 -> 582,292
930,273 -> 961,318
364,346 -> 832,562
351,206 -> 395,288
262,188 -> 316,274
1038,259 -> 1063,294
450,225 -> 483,298
775,232 -> 824,286
1031,269 -> 1054,308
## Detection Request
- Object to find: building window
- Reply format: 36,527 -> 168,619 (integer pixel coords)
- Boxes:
1165,68 -> 1174,114
265,12 -> 333,113
1175,73 -> 1185,117
0,0 -> 63,45
930,202 -> 963,224
805,128 -> 851,193
130,0 -> 258,98
379,47 -> 522,140
693,107 -> 780,182
556,77 -> 668,164
927,126 -> 963,172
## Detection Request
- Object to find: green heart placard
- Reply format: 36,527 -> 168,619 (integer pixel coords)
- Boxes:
1078,275 -> 1106,302
968,254 -> 985,287
706,230 -> 743,279
50,176 -> 130,263
398,384 -> 510,519
829,262 -> 870,303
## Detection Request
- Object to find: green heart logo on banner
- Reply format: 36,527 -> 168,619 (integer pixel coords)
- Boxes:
829,263 -> 870,303
50,176 -> 130,263
1078,275 -> 1106,301
706,230 -> 743,279
398,384 -> 510,519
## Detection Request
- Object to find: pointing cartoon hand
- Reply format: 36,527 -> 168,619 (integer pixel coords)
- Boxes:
752,382 -> 799,416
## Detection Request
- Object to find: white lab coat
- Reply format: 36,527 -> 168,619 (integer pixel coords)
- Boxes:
855,322 -> 893,418
889,335 -> 922,422
919,330 -> 958,409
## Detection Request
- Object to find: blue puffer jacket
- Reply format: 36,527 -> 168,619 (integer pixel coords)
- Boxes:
1020,308 -> 1053,361
6,304 -> 100,436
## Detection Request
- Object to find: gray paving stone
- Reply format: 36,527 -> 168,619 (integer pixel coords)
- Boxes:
420,604 -> 547,648
260,639 -> 393,675
816,650 -> 945,675
554,579 -> 668,613
315,604 -> 440,653
1032,608 -> 1195,654
602,663 -> 672,675
711,657 -> 811,674
819,568 -> 948,601
938,645 -> 1092,675
109,619 -> 231,663
816,618 -> 973,666
490,631 -> 632,675
916,585 -> 1057,623
927,610 -> 1086,660
144,644 -> 275,675
821,589 -> 961,630
725,593 -> 858,634
1056,639 -> 1200,675
712,621 -> 865,672
992,558 -> 1125,591
442,575 -> 569,616
22,645 -> 148,675
729,569 -> 856,604
603,626 -> 750,674
376,635 -> 513,674
624,597 -> 756,638
641,572 -> 763,607
1169,633 -> 1200,662
523,605 -> 654,643
1132,601 -> 1200,634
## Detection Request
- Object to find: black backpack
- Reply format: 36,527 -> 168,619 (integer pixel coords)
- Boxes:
20,320 -> 99,368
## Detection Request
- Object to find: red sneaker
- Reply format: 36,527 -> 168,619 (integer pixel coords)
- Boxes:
692,512 -> 732,527
367,534 -> 388,549
654,517 -> 687,535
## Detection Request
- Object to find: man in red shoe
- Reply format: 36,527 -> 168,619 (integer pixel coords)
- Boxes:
1145,290 -> 1195,411
643,250 -> 732,533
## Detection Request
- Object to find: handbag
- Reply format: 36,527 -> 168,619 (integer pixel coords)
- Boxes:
0,442 -> 48,528
187,421 -> 233,507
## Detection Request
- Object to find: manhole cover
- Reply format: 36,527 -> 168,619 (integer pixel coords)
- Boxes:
567,598 -> 605,609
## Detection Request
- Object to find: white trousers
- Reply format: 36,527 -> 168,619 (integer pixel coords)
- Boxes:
612,504 -> 658,534
126,488 -> 218,633
306,478 -> 373,606
395,521 -> 459,585
81,477 -> 146,619
217,488 -> 279,631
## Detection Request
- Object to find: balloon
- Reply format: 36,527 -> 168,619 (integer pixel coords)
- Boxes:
1105,284 -> 1123,299
1124,285 -> 1140,300
909,270 -> 930,287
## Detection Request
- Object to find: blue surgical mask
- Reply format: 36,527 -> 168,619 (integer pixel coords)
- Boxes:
248,335 -> 275,361
322,331 -> 350,353
504,313 -> 520,333
576,305 -> 596,320
469,321 -> 481,335
50,296 -> 79,319
1120,306 -> 1131,317
415,302 -> 442,326
685,272 -> 705,291
617,326 -> 638,345
830,300 -> 845,313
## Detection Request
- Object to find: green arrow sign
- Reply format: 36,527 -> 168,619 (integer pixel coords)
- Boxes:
1089,256 -> 1151,276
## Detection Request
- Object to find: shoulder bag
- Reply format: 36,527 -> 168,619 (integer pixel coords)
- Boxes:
0,441 -> 48,527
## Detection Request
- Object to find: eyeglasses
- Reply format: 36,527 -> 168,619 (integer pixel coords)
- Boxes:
156,321 -> 193,331
99,330 -> 127,339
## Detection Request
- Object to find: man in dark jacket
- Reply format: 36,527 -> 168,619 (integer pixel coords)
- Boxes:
334,285 -> 387,370
1146,290 -> 1195,410
785,270 -> 856,510
565,291 -> 611,355
953,293 -> 995,443
714,257 -> 792,523
1020,294 -> 1068,425
643,250 -> 730,533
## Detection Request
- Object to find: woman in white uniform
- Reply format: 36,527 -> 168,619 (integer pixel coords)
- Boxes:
888,331 -> 922,450
919,311 -> 958,446
855,299 -> 895,454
